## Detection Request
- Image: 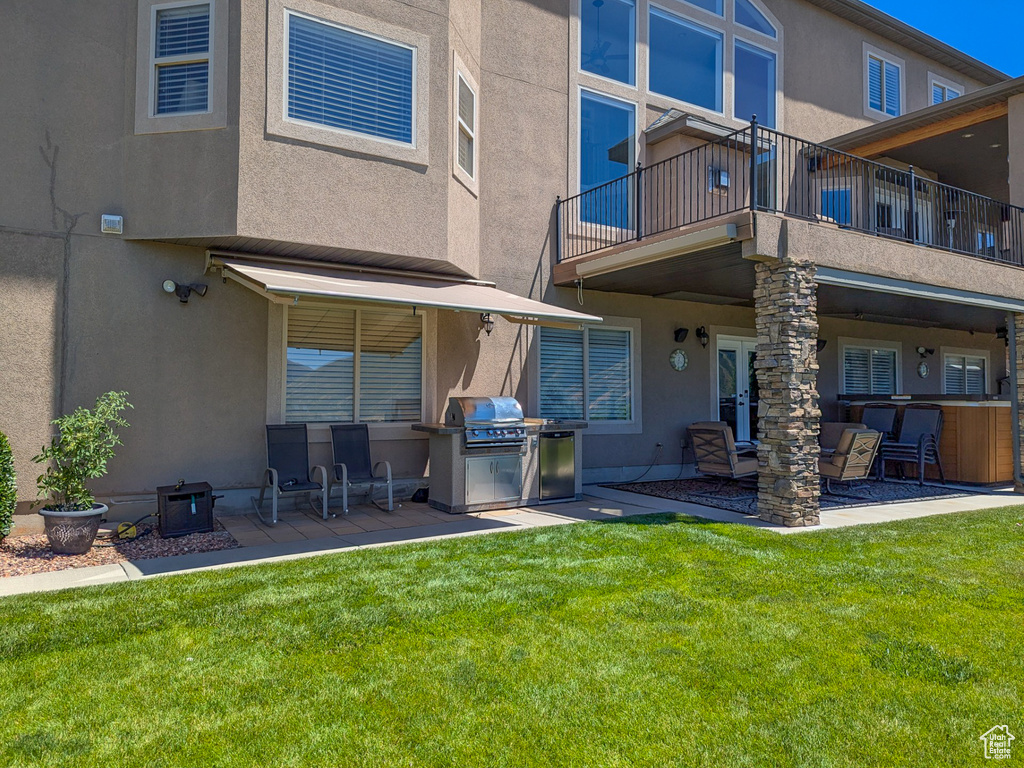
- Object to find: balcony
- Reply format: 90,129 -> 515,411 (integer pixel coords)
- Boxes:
556,122 -> 1024,268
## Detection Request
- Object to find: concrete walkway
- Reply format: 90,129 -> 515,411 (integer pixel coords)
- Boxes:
3,485 -> 1020,598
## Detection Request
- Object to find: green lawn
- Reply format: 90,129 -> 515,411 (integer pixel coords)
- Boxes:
1,508 -> 1022,767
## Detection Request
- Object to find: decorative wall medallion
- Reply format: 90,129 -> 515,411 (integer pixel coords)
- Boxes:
670,349 -> 688,371
917,361 -> 930,379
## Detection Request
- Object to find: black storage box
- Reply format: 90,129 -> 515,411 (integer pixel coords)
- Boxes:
157,481 -> 214,538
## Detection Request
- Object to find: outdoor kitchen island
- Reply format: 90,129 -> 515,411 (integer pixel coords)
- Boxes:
413,397 -> 586,514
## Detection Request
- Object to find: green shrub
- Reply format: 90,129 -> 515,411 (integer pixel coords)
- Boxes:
32,391 -> 132,512
0,430 -> 15,538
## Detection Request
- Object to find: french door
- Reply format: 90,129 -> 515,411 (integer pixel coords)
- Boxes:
717,337 -> 759,443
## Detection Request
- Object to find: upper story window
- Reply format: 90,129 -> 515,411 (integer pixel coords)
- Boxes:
266,2 -> 429,165
649,7 -> 723,113
579,89 -> 635,226
931,74 -> 962,105
135,0 -> 227,134
286,12 -> 415,145
734,40 -> 776,127
456,74 -> 476,178
154,4 -> 211,114
581,0 -> 636,85
865,46 -> 903,118
681,0 -> 723,14
735,0 -> 775,37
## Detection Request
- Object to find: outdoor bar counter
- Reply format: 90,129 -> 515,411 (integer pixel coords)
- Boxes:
842,395 -> 1013,485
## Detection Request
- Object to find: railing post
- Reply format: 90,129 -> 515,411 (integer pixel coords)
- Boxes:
749,115 -> 759,211
554,195 -> 563,262
635,161 -> 643,241
908,165 -> 917,244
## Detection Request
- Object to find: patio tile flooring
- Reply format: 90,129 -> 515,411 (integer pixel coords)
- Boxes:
218,501 -> 461,547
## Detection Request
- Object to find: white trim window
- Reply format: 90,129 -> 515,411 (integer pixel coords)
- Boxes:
648,6 -> 723,114
456,72 -> 476,179
842,343 -> 899,394
580,0 -> 636,86
285,305 -> 422,424
285,10 -> 416,145
942,350 -> 988,395
152,2 -> 212,115
865,46 -> 903,118
930,73 -> 962,105
539,325 -> 633,422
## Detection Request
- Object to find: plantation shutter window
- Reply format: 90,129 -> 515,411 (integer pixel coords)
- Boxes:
456,74 -> 476,178
286,306 -> 421,423
587,329 -> 631,421
932,82 -> 961,104
943,354 -> 986,395
287,13 -> 415,144
539,328 -> 585,420
154,4 -> 211,114
867,54 -> 900,117
844,346 -> 897,394
540,326 -> 633,422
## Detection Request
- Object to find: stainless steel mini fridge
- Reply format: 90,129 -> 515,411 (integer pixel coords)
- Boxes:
539,431 -> 575,501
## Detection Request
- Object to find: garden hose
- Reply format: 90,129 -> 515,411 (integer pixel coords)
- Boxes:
94,513 -> 157,545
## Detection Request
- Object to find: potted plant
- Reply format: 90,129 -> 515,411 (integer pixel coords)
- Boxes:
0,430 -> 15,544
33,391 -> 132,555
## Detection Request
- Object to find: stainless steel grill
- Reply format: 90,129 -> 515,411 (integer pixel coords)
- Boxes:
444,396 -> 528,449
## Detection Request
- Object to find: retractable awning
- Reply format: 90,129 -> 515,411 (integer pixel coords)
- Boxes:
214,256 -> 602,327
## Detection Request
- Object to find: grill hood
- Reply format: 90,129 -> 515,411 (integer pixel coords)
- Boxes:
444,397 -> 524,426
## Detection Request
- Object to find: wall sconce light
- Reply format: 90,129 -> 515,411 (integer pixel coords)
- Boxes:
915,346 -> 935,358
696,326 -> 709,348
162,280 -> 207,304
480,312 -> 495,336
674,327 -> 689,343
816,339 -> 828,353
997,327 -> 1009,346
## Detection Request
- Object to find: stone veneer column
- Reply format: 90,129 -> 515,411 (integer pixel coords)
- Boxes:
753,256 -> 821,526
1014,313 -> 1024,494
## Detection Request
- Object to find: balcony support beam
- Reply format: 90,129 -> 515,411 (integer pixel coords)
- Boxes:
753,253 -> 821,526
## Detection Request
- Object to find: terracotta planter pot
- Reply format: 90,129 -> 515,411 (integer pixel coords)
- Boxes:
38,504 -> 107,555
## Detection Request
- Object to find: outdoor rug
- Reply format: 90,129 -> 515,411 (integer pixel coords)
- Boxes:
607,477 -> 974,516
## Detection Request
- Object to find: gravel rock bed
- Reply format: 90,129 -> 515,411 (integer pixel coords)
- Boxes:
0,522 -> 238,578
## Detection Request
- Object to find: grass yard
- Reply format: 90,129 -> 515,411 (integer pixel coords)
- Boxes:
1,507 -> 1022,767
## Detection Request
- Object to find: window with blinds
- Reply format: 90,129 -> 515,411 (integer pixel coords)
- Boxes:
285,306 -> 421,424
456,73 -> 476,178
943,354 -> 986,395
154,4 -> 211,115
843,346 -> 897,394
867,54 -> 900,117
539,326 -> 632,421
932,82 -> 961,104
286,13 -> 415,145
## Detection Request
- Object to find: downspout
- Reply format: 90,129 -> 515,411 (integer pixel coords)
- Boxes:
1007,313 -> 1024,490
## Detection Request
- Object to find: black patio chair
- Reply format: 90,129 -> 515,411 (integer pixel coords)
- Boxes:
330,424 -> 394,515
252,424 -> 328,525
876,404 -> 945,485
861,402 -> 899,442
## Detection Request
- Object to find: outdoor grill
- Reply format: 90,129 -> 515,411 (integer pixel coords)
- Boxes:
444,396 -> 528,450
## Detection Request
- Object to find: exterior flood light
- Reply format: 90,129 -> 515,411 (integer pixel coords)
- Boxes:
163,280 -> 208,303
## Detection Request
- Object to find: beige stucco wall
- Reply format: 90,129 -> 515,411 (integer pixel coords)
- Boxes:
1010,94 -> 1024,209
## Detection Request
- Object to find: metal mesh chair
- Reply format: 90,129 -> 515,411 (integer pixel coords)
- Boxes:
252,424 -> 328,525
877,404 -> 945,485
330,424 -> 393,515
861,403 -> 899,442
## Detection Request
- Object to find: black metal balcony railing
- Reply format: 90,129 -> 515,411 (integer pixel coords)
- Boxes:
556,120 -> 1024,267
